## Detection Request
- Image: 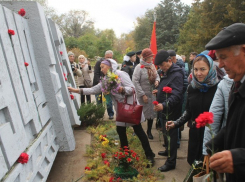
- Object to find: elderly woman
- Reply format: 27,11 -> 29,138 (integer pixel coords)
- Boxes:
133,48 -> 160,139
77,55 -> 92,104
166,54 -> 219,165
68,59 -> 155,167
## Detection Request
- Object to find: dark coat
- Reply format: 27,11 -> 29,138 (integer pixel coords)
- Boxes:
176,59 -> 188,93
174,83 -> 218,165
206,80 -> 245,182
121,61 -> 135,80
156,63 -> 184,121
93,58 -> 104,86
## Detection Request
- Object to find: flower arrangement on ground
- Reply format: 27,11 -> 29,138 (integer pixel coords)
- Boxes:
112,146 -> 139,179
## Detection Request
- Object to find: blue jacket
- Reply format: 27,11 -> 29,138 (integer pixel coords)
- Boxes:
202,75 -> 233,155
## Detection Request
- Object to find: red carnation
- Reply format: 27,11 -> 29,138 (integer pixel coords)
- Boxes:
17,153 -> 29,164
60,51 -> 63,55
60,62 -> 62,66
140,65 -> 145,68
102,134 -> 107,137
152,101 -> 159,105
109,177 -> 114,182
123,146 -> 128,149
63,73 -> 66,77
70,94 -> 74,100
189,73 -> 192,79
163,86 -> 172,93
103,160 -> 110,166
18,8 -> 26,16
101,153 -> 106,159
136,157 -> 139,161
84,166 -> 91,170
127,158 -> 132,163
65,77 -> 67,81
24,62 -> 29,67
8,29 -> 15,35
195,112 -> 214,128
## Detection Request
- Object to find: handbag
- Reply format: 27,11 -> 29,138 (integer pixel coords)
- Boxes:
183,160 -> 204,182
193,156 -> 224,182
84,79 -> 92,88
116,88 -> 143,125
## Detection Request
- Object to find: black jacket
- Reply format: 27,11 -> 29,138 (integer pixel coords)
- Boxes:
156,63 -> 184,121
93,58 -> 104,86
175,84 -> 218,165
206,80 -> 245,182
176,59 -> 188,93
121,61 -> 135,80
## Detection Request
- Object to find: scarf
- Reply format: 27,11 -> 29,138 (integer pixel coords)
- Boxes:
140,60 -> 157,85
191,54 -> 219,92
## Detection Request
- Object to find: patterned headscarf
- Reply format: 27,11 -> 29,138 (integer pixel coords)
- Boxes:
191,54 -> 219,92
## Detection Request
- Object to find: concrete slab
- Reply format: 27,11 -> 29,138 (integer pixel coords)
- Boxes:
47,130 -> 91,182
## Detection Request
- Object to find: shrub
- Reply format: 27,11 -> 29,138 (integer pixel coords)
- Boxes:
77,102 -> 106,126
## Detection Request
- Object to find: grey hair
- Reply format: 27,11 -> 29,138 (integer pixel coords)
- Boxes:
181,55 -> 186,58
231,45 -> 242,56
67,51 -> 74,57
105,50 -> 113,56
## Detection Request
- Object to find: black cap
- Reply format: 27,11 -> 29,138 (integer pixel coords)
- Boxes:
154,50 -> 170,65
136,50 -> 142,55
205,23 -> 245,50
126,51 -> 136,57
167,50 -> 176,56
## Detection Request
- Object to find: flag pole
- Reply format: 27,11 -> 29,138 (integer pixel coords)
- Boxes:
150,11 -> 157,65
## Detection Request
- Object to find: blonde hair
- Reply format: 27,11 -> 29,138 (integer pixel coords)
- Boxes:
78,55 -> 86,59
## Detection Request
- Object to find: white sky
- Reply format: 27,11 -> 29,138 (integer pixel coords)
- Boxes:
47,0 -> 194,37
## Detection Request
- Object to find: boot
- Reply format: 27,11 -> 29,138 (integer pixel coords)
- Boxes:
147,119 -> 153,140
146,153 -> 155,168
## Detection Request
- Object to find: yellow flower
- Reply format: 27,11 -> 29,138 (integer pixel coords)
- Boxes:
102,138 -> 109,146
102,96 -> 106,102
99,135 -> 103,140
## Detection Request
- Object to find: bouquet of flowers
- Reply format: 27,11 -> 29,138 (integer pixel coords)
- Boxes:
100,71 -> 121,95
113,146 -> 139,168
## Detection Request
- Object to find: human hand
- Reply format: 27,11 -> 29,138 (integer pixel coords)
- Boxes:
210,150 -> 234,173
68,87 -> 79,93
154,103 -> 163,111
155,81 -> 159,88
152,89 -> 158,95
166,121 -> 175,131
118,87 -> 124,93
87,61 -> 91,65
142,95 -> 148,103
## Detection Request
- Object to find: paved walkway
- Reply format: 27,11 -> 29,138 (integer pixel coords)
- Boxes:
47,114 -> 190,182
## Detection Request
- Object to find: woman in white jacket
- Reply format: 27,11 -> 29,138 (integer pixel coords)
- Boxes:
68,59 -> 155,167
77,55 -> 92,103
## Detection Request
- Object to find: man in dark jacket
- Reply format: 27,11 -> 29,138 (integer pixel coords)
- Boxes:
93,50 -> 114,119
121,51 -> 137,80
205,23 -> 245,181
153,50 -> 184,172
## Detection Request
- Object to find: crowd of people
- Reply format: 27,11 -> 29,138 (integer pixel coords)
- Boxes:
68,22 -> 245,181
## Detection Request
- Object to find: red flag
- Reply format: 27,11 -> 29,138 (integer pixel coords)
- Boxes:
150,21 -> 157,64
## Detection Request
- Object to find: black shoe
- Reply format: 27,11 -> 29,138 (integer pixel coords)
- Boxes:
146,155 -> 155,168
147,131 -> 153,140
158,164 -> 175,172
158,150 -> 168,156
